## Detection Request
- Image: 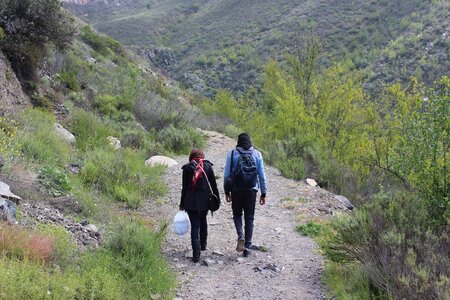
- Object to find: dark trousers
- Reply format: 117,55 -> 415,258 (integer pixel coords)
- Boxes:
231,189 -> 257,248
187,210 -> 208,242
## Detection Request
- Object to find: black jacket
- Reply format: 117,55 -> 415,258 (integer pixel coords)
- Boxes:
180,160 -> 220,211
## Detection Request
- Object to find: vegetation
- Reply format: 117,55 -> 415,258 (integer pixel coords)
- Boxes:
65,0 -> 449,97
206,47 -> 449,297
0,0 -> 75,82
0,1 -> 209,297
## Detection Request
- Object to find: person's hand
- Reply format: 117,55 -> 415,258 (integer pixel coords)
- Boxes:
225,193 -> 232,203
259,196 -> 266,205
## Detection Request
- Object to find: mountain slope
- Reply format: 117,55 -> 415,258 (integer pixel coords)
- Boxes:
65,0 -> 449,96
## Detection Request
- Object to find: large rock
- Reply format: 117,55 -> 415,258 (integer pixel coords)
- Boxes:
0,155 -> 3,168
145,155 -> 178,167
335,195 -> 354,210
0,197 -> 16,222
54,123 -> 76,144
0,181 -> 21,203
0,52 -> 31,115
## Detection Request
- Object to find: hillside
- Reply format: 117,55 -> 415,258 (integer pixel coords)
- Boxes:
64,0 -> 450,96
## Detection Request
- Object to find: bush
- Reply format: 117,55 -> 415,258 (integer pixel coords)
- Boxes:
276,156 -> 306,180
157,125 -> 204,154
80,147 -> 167,208
0,0 -> 75,81
69,109 -> 113,152
97,220 -> 175,298
37,165 -> 72,196
326,192 -> 450,299
17,109 -> 70,165
80,26 -> 124,57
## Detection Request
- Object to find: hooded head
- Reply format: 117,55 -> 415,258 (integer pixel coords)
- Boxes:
237,133 -> 252,150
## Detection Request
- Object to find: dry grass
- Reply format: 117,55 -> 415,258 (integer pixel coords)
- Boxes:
0,223 -> 55,263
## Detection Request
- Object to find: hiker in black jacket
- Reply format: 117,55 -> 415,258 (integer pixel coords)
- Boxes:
180,149 -> 220,262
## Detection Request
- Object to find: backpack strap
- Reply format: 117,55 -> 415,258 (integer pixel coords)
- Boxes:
229,150 -> 234,175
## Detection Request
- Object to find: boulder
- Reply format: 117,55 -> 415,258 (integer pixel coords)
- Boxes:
335,195 -> 354,210
0,181 -> 21,203
107,136 -> 121,150
0,155 -> 3,168
0,197 -> 16,222
145,156 -> 178,167
54,123 -> 76,144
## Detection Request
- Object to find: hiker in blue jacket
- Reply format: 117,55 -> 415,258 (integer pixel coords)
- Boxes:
224,133 -> 267,257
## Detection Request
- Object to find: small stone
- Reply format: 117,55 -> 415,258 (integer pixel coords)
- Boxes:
237,258 -> 245,263
305,178 -> 318,187
212,250 -> 224,256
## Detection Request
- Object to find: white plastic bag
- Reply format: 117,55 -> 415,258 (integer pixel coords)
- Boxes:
172,211 -> 190,236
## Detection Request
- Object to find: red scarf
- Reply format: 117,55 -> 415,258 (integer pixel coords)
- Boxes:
191,158 -> 204,191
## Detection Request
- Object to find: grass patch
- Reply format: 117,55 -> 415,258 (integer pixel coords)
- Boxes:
296,221 -> 325,237
16,109 -> 71,165
83,220 -> 175,298
80,147 -> 167,208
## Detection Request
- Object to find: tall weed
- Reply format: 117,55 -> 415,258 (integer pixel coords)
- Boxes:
81,147 -> 167,208
69,108 -> 113,152
97,220 -> 175,298
16,109 -> 70,165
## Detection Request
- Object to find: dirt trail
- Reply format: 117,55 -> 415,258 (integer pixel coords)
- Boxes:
143,131 -> 346,299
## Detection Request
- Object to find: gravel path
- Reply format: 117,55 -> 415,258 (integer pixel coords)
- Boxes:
142,131 -> 347,300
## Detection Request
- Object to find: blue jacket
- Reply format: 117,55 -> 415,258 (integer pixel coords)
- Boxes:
223,147 -> 267,195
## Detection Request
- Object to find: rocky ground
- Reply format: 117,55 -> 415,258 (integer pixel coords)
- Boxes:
142,131 -> 350,300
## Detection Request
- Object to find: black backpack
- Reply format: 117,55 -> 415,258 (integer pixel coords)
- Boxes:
233,149 -> 258,190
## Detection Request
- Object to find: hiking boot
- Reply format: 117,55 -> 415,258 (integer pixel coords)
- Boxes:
236,239 -> 245,252
243,248 -> 251,258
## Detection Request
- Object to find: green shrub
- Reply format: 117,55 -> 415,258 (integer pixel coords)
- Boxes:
94,94 -> 133,118
17,109 -> 70,165
157,125 -> 204,154
0,0 -> 75,81
69,109 -> 113,152
0,27 -> 4,42
55,71 -> 80,91
80,26 -> 124,57
326,192 -> 450,299
37,165 -> 72,196
81,147 -> 167,208
31,95 -> 53,111
98,220 -> 176,298
276,156 -> 306,180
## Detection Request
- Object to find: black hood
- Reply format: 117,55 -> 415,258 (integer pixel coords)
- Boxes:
237,133 -> 252,150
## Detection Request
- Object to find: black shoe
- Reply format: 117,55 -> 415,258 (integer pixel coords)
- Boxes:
192,239 -> 201,262
243,248 -> 251,257
248,244 -> 260,251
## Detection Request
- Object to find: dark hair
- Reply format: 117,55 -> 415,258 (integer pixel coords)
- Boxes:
189,149 -> 205,161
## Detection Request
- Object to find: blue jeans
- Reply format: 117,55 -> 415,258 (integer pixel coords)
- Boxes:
187,210 -> 208,242
231,189 -> 257,248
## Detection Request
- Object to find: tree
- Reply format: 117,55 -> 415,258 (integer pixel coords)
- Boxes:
0,0 -> 75,82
